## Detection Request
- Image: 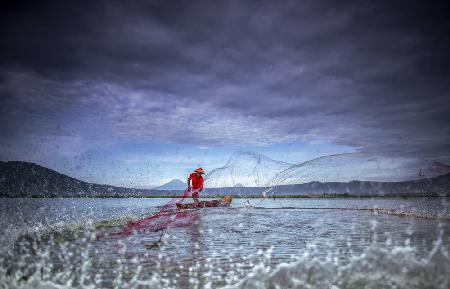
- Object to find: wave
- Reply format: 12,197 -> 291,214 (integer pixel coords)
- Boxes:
1,197 -> 449,289
1,233 -> 449,289
0,213 -> 153,258
224,237 -> 450,289
5,203 -> 449,257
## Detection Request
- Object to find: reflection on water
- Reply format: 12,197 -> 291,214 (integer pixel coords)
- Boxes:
1,197 -> 450,288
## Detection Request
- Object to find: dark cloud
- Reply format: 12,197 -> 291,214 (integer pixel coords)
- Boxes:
1,0 -> 449,162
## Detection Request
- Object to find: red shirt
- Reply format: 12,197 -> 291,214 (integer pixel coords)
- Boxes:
188,172 -> 204,191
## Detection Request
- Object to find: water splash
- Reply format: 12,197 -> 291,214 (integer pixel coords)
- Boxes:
226,237 -> 450,289
2,227 -> 449,289
2,152 -> 450,289
205,152 -> 450,199
205,151 -> 293,188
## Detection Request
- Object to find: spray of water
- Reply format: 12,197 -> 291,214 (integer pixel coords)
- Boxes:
2,224 -> 449,289
204,151 -> 449,201
2,152 -> 450,288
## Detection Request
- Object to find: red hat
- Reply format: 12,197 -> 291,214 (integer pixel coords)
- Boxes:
194,167 -> 205,174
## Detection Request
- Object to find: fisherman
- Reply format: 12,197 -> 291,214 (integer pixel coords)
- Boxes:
187,167 -> 205,204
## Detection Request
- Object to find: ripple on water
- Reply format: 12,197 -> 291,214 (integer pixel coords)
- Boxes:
1,197 -> 450,288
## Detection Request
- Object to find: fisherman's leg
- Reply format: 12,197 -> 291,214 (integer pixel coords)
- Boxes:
192,190 -> 199,204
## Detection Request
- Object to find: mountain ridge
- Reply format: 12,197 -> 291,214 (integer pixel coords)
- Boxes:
0,161 -> 158,197
0,160 -> 449,197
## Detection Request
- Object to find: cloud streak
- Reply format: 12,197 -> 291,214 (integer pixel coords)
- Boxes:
1,0 -> 449,168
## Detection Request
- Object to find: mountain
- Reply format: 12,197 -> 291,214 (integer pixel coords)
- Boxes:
154,179 -> 186,190
0,160 -> 449,198
0,161 -> 172,197
269,173 -> 450,197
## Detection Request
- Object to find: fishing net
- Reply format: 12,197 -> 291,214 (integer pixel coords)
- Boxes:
101,189 -> 194,239
203,151 -> 442,198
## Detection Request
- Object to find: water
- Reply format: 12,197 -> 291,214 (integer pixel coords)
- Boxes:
1,197 -> 450,288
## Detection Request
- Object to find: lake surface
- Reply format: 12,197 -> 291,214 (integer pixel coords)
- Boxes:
1,197 -> 450,288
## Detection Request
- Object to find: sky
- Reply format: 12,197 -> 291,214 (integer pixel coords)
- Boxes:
1,0 -> 449,188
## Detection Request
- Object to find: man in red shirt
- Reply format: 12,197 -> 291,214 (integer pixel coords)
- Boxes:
187,167 -> 204,203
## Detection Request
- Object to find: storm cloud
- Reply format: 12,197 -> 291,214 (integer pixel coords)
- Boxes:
1,0 -> 450,164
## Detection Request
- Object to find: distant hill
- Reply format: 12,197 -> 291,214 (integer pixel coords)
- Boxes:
0,161 -> 171,197
204,173 -> 450,197
0,161 -> 449,198
154,179 -> 186,190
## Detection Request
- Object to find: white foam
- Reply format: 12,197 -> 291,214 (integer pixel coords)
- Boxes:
2,234 -> 449,289
224,239 -> 450,289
